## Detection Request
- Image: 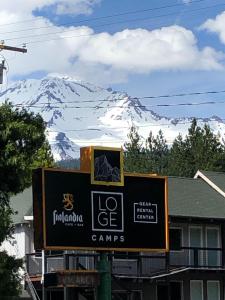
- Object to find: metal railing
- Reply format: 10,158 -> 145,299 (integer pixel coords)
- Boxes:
26,246 -> 224,278
173,246 -> 223,268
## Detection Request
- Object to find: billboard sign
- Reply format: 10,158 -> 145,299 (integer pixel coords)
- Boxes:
33,168 -> 168,252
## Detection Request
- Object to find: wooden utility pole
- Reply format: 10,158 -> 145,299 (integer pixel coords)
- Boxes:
0,43 -> 27,53
0,43 -> 27,83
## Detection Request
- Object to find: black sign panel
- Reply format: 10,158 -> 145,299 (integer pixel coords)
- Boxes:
33,168 -> 168,252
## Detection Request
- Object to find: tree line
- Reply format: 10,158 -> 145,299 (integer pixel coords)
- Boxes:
124,119 -> 225,177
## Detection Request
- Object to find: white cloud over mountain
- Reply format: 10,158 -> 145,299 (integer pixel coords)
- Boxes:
77,26 -> 223,72
201,11 -> 225,44
0,3 -> 224,85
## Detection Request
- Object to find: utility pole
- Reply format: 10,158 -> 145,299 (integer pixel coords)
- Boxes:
0,43 -> 27,53
0,42 -> 27,84
0,60 -> 6,84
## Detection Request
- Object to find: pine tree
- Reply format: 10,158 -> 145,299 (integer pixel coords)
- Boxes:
146,130 -> 169,175
124,126 -> 169,175
168,119 -> 225,177
124,125 -> 147,172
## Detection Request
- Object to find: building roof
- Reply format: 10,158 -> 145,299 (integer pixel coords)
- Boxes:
9,170 -> 225,224
10,187 -> 33,224
199,170 -> 225,193
168,176 -> 225,219
195,170 -> 225,196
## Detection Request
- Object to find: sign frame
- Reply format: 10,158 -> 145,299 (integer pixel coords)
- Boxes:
33,168 -> 169,252
90,146 -> 124,186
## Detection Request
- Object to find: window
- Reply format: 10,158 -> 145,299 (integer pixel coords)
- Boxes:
189,226 -> 203,266
157,282 -> 182,300
190,280 -> 203,300
207,281 -> 220,300
169,228 -> 182,251
206,227 -> 220,267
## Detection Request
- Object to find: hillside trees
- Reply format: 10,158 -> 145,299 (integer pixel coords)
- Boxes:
124,126 -> 169,174
124,119 -> 225,177
0,102 -> 54,297
124,125 -> 145,172
146,129 -> 169,175
168,119 -> 225,177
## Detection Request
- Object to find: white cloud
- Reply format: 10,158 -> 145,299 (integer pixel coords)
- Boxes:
0,9 -> 223,85
77,26 -> 223,72
200,11 -> 225,44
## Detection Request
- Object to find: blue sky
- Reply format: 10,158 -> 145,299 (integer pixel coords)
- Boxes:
1,0 -> 225,118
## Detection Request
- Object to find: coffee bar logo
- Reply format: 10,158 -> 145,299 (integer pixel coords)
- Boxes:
91,191 -> 124,232
52,193 -> 84,227
63,193 -> 74,211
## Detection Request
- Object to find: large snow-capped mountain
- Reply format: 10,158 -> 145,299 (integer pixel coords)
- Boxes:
1,76 -> 225,161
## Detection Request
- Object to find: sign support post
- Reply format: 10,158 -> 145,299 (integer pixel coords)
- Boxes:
41,250 -> 47,300
97,252 -> 111,300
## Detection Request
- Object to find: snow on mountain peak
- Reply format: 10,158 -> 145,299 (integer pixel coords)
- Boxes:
1,76 -> 225,161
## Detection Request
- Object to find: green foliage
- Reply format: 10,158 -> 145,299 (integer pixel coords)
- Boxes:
146,129 -> 169,175
124,119 -> 225,177
168,119 -> 225,177
0,251 -> 23,297
0,102 -> 54,297
0,102 -> 54,195
57,158 -> 80,169
168,133 -> 190,177
0,203 -> 14,245
124,125 -> 169,174
124,125 -> 146,172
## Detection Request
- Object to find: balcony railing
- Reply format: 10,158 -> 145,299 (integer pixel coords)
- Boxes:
26,247 -> 224,279
169,246 -> 223,269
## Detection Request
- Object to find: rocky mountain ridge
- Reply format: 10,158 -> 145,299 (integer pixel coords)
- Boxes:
1,76 -> 225,161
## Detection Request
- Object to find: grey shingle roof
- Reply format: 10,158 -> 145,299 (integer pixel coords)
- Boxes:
198,170 -> 225,194
168,176 -> 225,219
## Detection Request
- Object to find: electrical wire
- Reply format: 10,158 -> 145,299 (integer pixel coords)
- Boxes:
3,2 -> 223,45
11,99 -> 225,109
46,116 -> 225,155
0,0 -> 209,32
46,117 -> 225,134
0,16 -> 44,28
2,87 -> 225,107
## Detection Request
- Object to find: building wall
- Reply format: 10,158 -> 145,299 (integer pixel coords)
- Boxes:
0,224 -> 26,258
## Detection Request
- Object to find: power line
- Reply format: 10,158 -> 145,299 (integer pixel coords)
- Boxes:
0,17 -> 44,28
13,99 -> 225,109
50,138 -> 176,146
0,0 -> 208,32
47,117 -> 225,150
6,2 -> 224,45
6,88 -> 225,106
47,118 -> 225,135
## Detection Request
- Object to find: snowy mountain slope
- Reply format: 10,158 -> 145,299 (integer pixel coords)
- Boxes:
1,76 -> 225,161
